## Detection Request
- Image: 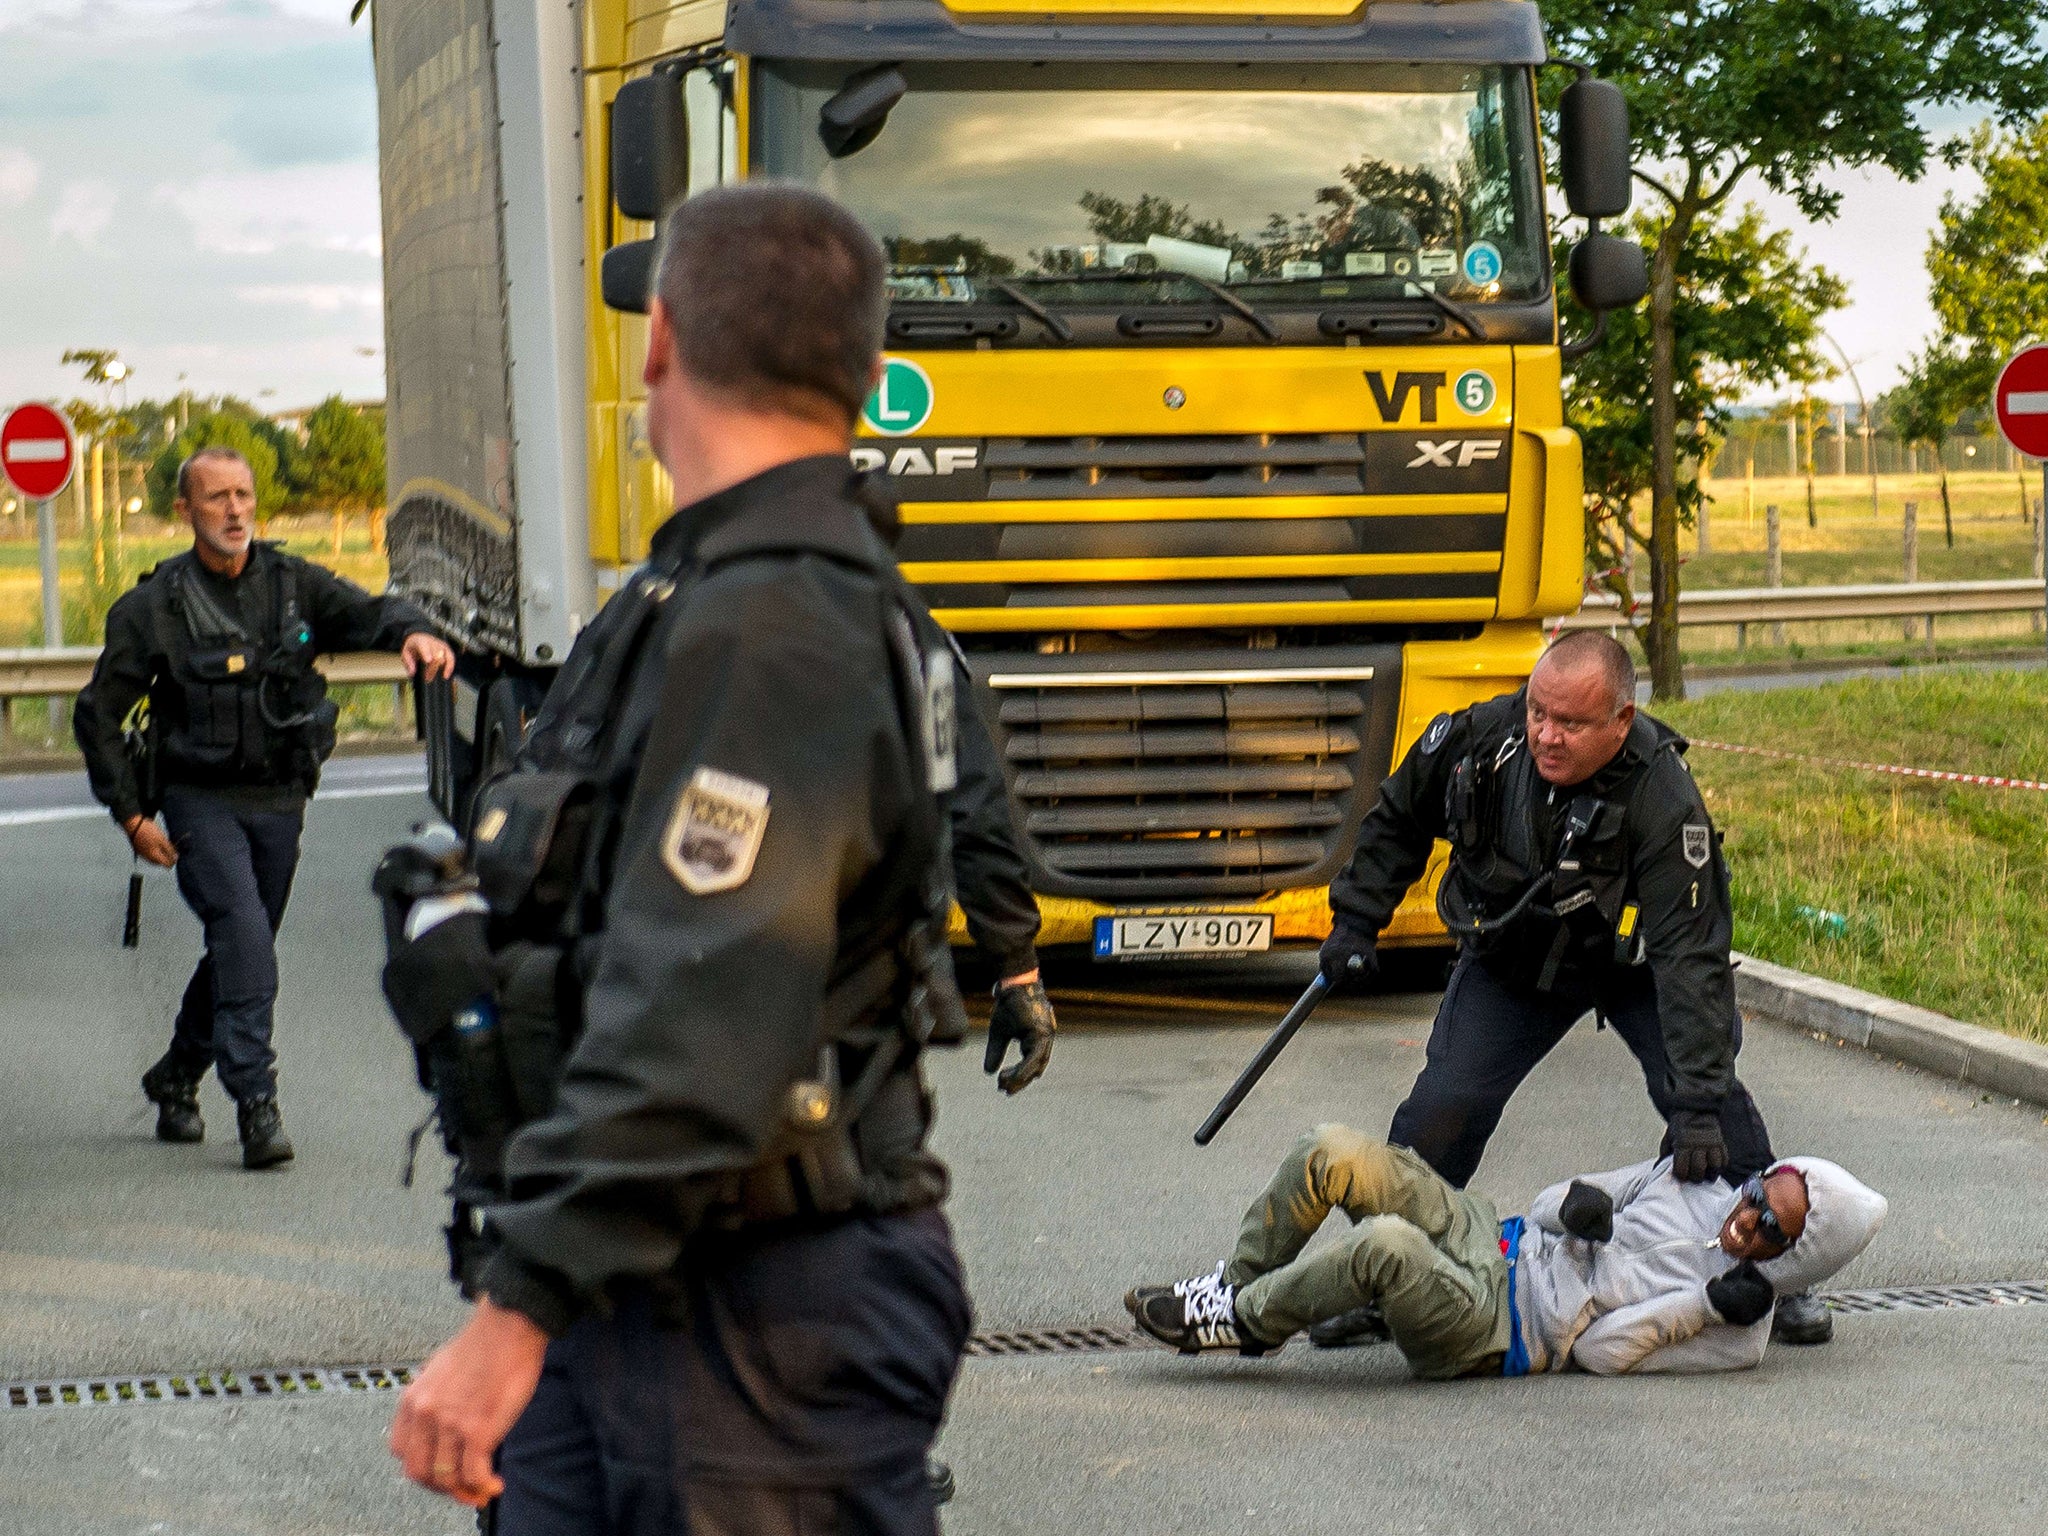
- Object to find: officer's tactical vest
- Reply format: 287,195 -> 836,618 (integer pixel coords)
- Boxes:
449,522 -> 965,1247
1437,728 -> 1662,986
140,548 -> 337,787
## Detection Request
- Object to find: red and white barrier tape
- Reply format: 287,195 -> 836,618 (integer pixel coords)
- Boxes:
1689,738 -> 2048,793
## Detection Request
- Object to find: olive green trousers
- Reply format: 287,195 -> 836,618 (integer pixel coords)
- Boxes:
1226,1125 -> 1512,1379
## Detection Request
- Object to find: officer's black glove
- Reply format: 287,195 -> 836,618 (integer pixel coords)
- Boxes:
1668,1109 -> 1728,1183
1559,1179 -> 1615,1243
1318,918 -> 1378,991
1705,1259 -> 1775,1327
381,912 -> 498,1045
986,978 -> 1056,1094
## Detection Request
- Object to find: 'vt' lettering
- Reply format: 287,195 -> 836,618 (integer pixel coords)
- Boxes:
1364,370 -> 1445,424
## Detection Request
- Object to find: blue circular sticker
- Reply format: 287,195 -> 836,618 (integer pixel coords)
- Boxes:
1461,241 -> 1503,286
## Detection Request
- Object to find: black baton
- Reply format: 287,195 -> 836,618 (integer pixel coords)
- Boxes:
122,867 -> 144,950
1194,965 -> 1351,1146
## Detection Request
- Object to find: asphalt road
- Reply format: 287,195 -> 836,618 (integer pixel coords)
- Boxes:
2,755 -> 2045,1533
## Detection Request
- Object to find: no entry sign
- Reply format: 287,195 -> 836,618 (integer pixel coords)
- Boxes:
1993,346 -> 2048,460
0,402 -> 77,500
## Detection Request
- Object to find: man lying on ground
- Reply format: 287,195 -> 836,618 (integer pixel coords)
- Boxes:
1127,1125 -> 1884,1377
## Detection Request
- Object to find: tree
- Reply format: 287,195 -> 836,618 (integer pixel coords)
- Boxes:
145,411 -> 285,521
1925,116 -> 2048,382
1541,0 -> 2048,699
1880,342 -> 1979,547
291,396 -> 386,512
1565,205 -> 1844,630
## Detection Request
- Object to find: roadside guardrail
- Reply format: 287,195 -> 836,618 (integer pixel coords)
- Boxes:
0,649 -> 410,745
1558,577 -> 2048,631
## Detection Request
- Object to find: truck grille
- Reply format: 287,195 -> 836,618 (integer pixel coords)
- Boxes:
983,432 -> 1371,501
979,647 -> 1400,902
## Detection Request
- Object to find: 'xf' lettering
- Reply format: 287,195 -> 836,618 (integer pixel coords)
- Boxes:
1364,370 -> 1445,424
1405,439 -> 1503,469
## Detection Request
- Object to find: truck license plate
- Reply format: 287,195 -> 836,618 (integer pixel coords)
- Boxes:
1093,912 -> 1275,960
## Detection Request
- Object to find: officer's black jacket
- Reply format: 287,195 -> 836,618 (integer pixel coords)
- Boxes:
946,666 -> 1041,979
481,457 -> 954,1335
75,543 -> 430,822
1331,687 -> 1740,1113
863,490 -> 1040,980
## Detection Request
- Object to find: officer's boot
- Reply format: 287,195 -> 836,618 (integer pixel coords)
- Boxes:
236,1095 -> 295,1170
140,1053 -> 204,1144
1772,1289 -> 1833,1345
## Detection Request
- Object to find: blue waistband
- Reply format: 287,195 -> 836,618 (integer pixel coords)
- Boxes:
1499,1215 -> 1531,1377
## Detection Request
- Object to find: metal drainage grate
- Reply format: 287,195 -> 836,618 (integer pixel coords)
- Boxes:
10,1285 -> 2044,1411
3,1364 -> 413,1411
966,1325 -> 1144,1359
1821,1281 -> 2048,1315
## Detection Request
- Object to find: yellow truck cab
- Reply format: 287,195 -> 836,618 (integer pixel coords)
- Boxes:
370,0 -> 1641,961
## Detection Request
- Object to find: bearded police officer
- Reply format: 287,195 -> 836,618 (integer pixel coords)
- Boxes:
1316,631 -> 1830,1346
74,448 -> 453,1167
386,186 -> 980,1533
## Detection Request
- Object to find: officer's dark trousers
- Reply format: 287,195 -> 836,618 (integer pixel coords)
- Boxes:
1388,954 -> 1774,1189
496,1209 -> 971,1536
160,785 -> 304,1103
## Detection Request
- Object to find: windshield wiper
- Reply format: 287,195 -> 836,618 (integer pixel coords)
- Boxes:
986,280 -> 1073,342
1410,285 -> 1487,341
1055,269 -> 1280,342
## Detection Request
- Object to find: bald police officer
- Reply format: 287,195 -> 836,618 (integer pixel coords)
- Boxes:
1317,632 -> 1829,1345
387,186 -> 980,1533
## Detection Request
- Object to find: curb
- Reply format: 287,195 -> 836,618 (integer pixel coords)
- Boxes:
1734,951 -> 2048,1109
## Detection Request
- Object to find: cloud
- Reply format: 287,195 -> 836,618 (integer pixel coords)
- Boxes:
153,165 -> 379,256
0,148 -> 36,207
236,282 -> 381,312
50,179 -> 116,244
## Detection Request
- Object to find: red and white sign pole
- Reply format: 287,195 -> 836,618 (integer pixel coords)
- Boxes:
1,402 -> 79,654
1991,346 -> 2048,653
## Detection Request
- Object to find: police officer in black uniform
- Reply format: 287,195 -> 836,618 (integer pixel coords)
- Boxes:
1316,631 -> 1830,1345
387,186 -> 983,1532
75,447 -> 453,1167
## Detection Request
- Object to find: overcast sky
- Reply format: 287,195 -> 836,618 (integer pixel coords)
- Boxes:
0,0 -> 1993,415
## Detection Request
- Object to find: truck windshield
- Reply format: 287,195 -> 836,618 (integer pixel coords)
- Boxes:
753,61 -> 1547,310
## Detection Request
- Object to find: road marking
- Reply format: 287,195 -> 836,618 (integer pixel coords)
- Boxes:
0,782 -> 427,828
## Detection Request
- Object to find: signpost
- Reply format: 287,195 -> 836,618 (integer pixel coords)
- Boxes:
1992,346 -> 2048,654
2,403 -> 79,732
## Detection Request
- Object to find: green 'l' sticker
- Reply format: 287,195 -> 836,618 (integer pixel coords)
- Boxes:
862,357 -> 935,436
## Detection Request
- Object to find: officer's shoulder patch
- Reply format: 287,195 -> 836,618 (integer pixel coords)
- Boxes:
1420,713 -> 1454,754
662,767 -> 770,894
1681,823 -> 1711,868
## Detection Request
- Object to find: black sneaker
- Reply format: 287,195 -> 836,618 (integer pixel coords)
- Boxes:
1307,1305 -> 1393,1351
1772,1289 -> 1833,1345
926,1457 -> 955,1506
1124,1264 -> 1269,1356
140,1055 -> 204,1144
236,1096 -> 295,1170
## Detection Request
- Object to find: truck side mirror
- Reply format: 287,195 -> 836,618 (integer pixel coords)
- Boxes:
1568,232 -> 1647,313
611,73 -> 687,222
602,240 -> 655,315
1558,78 -> 1632,220
819,64 -> 907,159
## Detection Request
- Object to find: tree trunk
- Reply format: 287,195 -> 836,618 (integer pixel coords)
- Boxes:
1644,207 -> 1695,702
1939,466 -> 1954,548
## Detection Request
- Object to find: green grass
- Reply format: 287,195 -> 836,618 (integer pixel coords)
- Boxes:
1660,669 -> 2048,1044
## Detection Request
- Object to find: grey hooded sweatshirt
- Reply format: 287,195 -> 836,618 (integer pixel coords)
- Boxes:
1512,1156 -> 1887,1375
